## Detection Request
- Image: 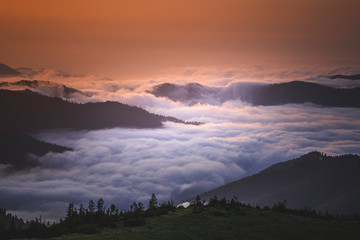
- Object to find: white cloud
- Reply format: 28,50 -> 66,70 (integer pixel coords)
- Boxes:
1,102 -> 360,221
1,64 -> 360,221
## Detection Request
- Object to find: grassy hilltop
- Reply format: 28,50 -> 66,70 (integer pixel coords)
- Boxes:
13,200 -> 360,240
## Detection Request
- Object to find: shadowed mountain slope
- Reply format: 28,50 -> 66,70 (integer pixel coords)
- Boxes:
147,82 -> 222,105
147,82 -> 262,105
0,80 -> 91,100
252,81 -> 360,107
0,132 -> 72,170
0,63 -> 20,77
330,74 -> 360,80
0,89 -> 196,133
198,152 -> 360,214
148,81 -> 360,107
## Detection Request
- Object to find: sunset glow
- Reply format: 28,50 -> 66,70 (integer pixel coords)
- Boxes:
1,0 -> 360,228
1,0 -> 360,77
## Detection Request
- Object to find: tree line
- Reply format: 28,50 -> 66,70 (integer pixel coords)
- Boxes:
0,193 -> 175,239
1,194 -> 360,239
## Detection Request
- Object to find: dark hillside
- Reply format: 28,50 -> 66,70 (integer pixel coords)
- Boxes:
252,81 -> 360,107
148,81 -> 360,107
0,80 -> 90,99
0,132 -> 72,170
330,74 -> 360,80
0,64 -> 20,77
3,202 -> 360,240
0,89 -> 194,133
199,152 -> 360,214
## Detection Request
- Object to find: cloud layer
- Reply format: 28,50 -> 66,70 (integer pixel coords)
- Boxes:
1,102 -> 360,221
1,64 -> 360,221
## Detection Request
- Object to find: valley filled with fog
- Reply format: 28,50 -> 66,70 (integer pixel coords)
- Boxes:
1,65 -> 360,221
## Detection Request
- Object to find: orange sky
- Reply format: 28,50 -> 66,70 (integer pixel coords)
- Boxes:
1,0 -> 360,77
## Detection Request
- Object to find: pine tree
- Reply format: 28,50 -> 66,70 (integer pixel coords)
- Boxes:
96,198 -> 105,214
149,193 -> 158,210
88,200 -> 95,214
66,202 -> 74,219
79,203 -> 85,216
109,204 -> 118,216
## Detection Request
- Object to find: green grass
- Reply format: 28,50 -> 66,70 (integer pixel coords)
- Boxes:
17,207 -> 360,240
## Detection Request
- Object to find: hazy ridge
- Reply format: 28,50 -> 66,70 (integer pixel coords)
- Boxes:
149,81 -> 360,107
198,152 -> 360,214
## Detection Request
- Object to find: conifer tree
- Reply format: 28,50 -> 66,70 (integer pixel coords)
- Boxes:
66,203 -> 74,219
149,193 -> 158,210
88,200 -> 95,214
96,198 -> 105,214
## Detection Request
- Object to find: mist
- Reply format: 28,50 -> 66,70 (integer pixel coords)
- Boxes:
1,103 -> 360,221
1,64 -> 360,221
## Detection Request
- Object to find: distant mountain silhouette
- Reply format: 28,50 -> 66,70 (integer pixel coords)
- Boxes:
147,82 -> 260,105
0,80 -> 92,100
0,89 -> 198,133
330,74 -> 360,80
0,132 -> 72,170
149,81 -> 360,108
147,82 -> 220,105
0,63 -> 20,77
197,152 -> 360,214
252,81 -> 360,107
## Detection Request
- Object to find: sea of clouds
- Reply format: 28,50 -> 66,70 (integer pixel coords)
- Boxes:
1,64 -> 360,221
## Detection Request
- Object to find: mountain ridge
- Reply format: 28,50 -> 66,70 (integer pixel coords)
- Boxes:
0,63 -> 20,77
253,81 -> 360,107
0,89 -> 199,133
330,74 -> 360,80
148,81 -> 360,107
0,80 -> 92,100
0,132 -> 72,170
195,151 -> 360,214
